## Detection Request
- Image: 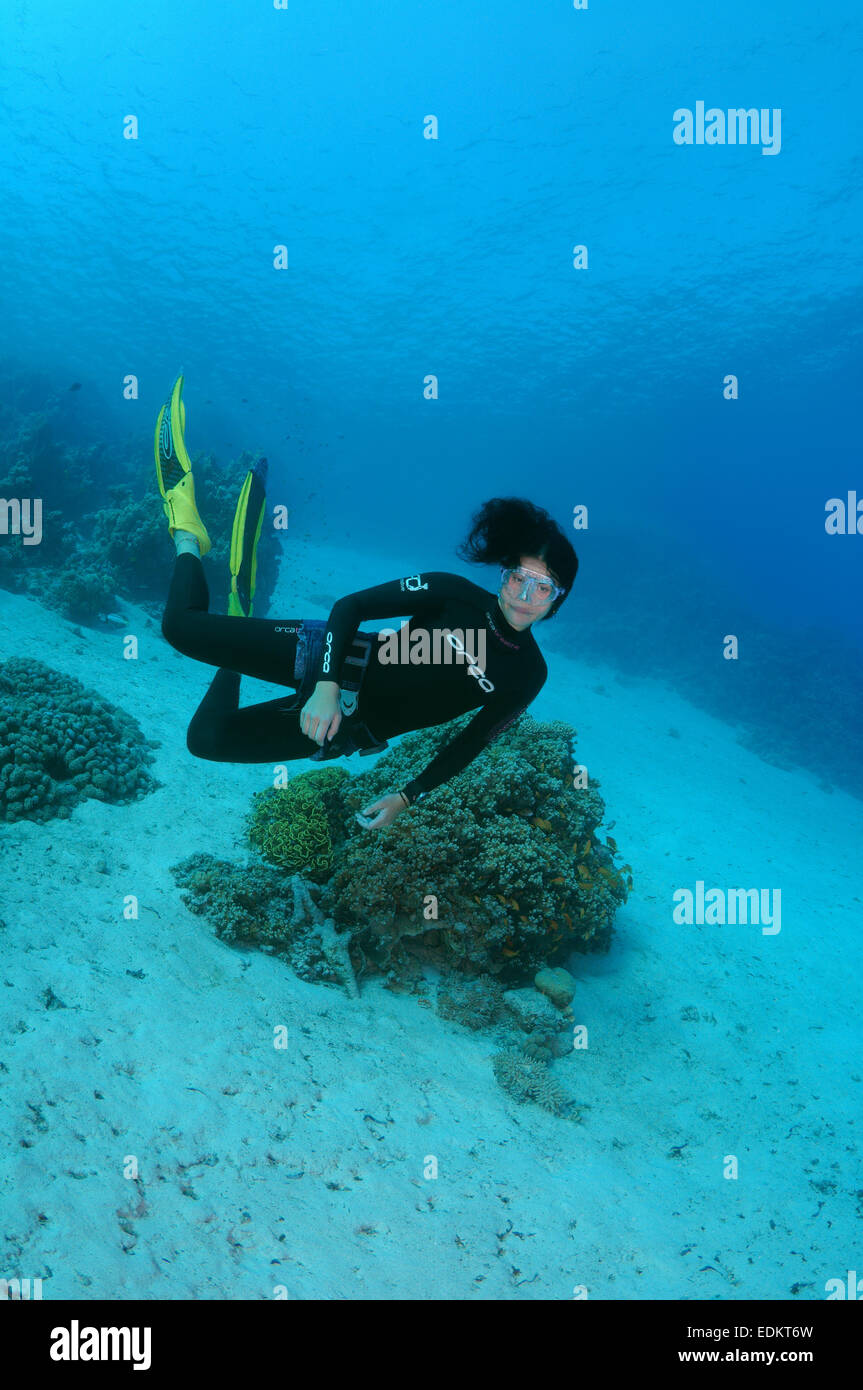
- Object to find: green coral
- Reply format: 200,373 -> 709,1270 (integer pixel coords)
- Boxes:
0,658 -> 158,823
247,767 -> 349,881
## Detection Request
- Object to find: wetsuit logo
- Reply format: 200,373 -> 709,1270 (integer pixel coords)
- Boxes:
376,626 -> 492,691
322,631 -> 333,673
445,631 -> 494,693
401,574 -> 428,592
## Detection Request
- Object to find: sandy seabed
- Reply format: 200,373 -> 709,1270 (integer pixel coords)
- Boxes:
1,535 -> 859,1301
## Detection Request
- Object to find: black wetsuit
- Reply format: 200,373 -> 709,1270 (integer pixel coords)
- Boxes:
162,555 -> 547,802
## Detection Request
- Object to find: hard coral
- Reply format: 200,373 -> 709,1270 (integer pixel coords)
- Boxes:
0,658 -> 157,823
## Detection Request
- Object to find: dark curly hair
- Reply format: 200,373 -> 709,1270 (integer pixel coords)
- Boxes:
456,497 -> 578,618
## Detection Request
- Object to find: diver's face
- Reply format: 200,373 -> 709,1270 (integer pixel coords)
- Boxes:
498,554 -> 557,631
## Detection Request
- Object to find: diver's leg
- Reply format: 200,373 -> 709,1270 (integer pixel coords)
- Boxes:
161,552 -> 304,687
185,668 -> 316,764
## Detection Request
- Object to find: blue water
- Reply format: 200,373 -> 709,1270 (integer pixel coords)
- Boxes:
1,0 -> 861,1306
3,0 -> 860,644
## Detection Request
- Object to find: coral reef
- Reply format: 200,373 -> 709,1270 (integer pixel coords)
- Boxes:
188,715 -> 629,984
315,714 -> 631,981
0,393 -> 279,623
434,975 -> 574,1105
171,854 -> 359,997
491,1050 -> 578,1118
172,714 -> 628,1108
501,986 -> 573,1061
247,768 -> 350,882
0,658 -> 157,823
436,975 -> 509,1031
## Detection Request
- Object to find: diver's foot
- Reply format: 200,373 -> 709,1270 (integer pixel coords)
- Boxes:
174,529 -> 201,557
163,471 -> 211,556
154,374 -> 212,556
227,457 -> 268,616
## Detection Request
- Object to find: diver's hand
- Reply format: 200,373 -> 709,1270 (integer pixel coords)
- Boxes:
355,793 -> 406,832
301,681 -> 342,746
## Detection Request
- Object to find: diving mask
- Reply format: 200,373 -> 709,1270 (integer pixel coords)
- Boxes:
499,565 -> 563,606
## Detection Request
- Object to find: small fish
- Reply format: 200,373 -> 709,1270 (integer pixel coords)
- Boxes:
68,381 -> 81,391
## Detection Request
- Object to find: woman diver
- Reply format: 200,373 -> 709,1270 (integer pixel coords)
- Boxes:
156,376 -> 578,831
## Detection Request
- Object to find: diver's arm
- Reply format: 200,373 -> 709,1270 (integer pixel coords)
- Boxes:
399,682 -> 543,805
311,572 -> 470,685
358,695 -> 535,830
